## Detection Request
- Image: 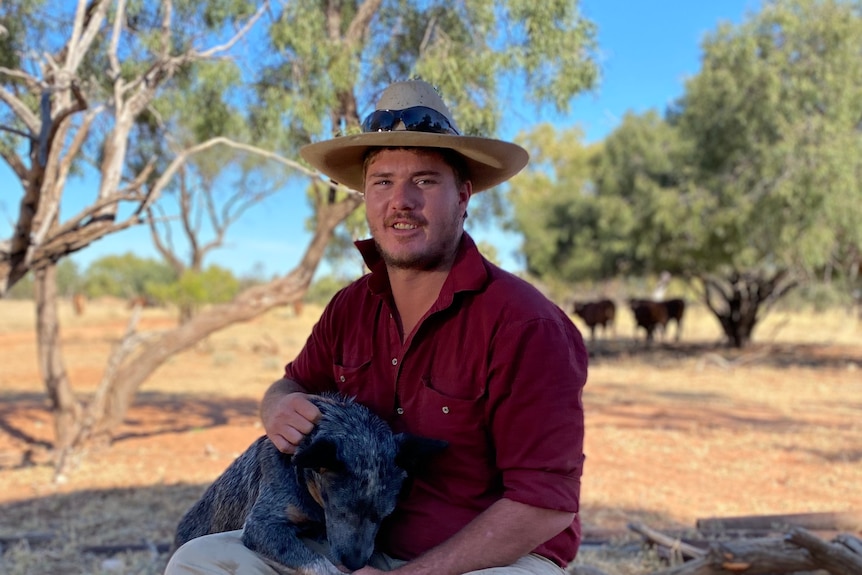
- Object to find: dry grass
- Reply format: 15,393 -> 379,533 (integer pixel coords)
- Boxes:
0,297 -> 860,575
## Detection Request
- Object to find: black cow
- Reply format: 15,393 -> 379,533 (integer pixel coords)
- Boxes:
573,299 -> 616,341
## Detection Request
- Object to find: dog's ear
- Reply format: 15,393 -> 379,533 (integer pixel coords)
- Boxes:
394,434 -> 448,477
292,438 -> 345,474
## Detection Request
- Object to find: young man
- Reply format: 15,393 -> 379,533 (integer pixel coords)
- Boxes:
166,80 -> 587,575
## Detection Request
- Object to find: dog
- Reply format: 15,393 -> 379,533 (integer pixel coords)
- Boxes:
173,393 -> 447,574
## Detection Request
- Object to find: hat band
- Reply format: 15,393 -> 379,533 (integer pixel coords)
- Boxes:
361,106 -> 460,136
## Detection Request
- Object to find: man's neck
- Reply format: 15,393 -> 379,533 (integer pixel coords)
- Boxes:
388,266 -> 451,340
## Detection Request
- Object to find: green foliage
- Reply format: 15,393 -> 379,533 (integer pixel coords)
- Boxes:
674,0 -> 862,277
256,0 -> 599,265
55,259 -> 84,297
589,111 -> 691,276
305,273 -> 354,305
147,265 -> 240,308
506,123 -> 604,282
475,240 -> 501,267
513,0 -> 862,299
83,253 -> 176,299
776,280 -> 855,313
5,271 -> 34,300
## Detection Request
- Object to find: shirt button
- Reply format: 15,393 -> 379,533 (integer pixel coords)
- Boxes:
339,375 -> 346,382
442,406 -> 449,414
391,358 -> 398,366
396,407 -> 404,415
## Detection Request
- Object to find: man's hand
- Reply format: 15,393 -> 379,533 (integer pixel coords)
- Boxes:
261,379 -> 321,454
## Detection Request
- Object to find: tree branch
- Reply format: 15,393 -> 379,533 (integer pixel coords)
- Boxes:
0,85 -> 40,133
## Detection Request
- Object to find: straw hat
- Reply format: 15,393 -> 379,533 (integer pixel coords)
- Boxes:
300,80 -> 529,192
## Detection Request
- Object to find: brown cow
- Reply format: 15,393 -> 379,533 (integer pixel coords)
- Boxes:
662,298 -> 686,342
573,299 -> 616,341
629,298 -> 669,343
72,293 -> 86,316
629,298 -> 686,343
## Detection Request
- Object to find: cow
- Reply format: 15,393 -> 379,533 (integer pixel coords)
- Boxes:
628,298 -> 686,343
572,299 -> 616,341
662,298 -> 686,342
72,293 -> 86,316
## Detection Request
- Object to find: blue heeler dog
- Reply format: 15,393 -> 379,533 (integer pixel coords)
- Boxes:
173,394 -> 447,573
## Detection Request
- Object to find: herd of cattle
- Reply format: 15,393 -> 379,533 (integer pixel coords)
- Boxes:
571,297 -> 686,343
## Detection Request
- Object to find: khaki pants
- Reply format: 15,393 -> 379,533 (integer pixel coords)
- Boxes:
165,530 -> 567,575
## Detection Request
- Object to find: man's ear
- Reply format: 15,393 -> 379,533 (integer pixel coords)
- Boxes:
394,434 -> 448,477
292,438 -> 345,474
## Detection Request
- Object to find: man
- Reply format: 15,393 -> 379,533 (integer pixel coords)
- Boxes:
166,79 -> 587,575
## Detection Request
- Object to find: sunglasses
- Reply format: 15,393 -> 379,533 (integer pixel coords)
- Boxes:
361,106 -> 460,135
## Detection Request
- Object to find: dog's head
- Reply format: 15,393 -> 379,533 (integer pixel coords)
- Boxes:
293,402 -> 446,571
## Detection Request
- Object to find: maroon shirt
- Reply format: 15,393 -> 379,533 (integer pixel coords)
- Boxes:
283,233 -> 588,567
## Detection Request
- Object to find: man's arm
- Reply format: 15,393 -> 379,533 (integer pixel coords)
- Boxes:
260,378 -> 321,454
356,498 -> 574,575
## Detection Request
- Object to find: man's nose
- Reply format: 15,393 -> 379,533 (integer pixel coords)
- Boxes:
389,181 -> 419,209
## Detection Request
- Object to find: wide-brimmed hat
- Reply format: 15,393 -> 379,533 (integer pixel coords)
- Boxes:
300,80 -> 529,192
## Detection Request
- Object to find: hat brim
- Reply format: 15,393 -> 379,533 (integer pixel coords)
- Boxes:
300,131 -> 529,193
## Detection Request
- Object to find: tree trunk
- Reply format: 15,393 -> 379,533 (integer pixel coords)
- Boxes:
699,270 -> 797,348
179,302 -> 194,324
55,193 -> 361,463
34,263 -> 83,469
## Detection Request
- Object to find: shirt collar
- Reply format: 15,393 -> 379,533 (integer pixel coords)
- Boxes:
355,232 -> 489,301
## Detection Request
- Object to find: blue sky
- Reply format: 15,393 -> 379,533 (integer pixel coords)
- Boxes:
1,0 -> 759,279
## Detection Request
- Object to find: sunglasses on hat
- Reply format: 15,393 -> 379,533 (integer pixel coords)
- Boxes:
361,106 -> 460,135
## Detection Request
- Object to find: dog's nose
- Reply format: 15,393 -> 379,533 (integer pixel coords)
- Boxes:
340,550 -> 370,571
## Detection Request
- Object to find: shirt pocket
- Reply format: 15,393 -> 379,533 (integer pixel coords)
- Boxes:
410,375 -> 486,449
333,357 -> 396,417
333,357 -> 372,396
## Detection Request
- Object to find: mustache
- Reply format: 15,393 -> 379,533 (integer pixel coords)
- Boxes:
384,213 -> 426,227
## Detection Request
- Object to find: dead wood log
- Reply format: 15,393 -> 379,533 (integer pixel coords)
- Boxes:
835,533 -> 862,555
786,527 -> 862,575
628,522 -> 706,560
696,511 -> 862,535
645,535 -> 817,575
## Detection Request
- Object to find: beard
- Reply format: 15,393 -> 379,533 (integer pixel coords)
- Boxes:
372,212 -> 463,272
375,238 -> 450,271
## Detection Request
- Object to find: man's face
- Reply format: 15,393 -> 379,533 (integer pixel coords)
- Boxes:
364,148 -> 471,271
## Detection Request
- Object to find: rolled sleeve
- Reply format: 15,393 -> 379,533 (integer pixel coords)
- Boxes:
488,317 -> 587,513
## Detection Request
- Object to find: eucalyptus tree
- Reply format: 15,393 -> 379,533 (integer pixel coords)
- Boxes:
0,0 -> 599,473
671,0 -> 862,346
507,123 -> 601,283
514,0 -> 862,348
509,112 -> 686,295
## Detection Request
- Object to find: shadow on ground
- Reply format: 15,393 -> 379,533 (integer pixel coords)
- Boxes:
584,338 -> 862,370
0,485 -> 670,575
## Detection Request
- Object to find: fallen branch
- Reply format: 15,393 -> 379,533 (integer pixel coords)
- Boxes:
645,535 -> 816,575
696,511 -> 862,534
628,521 -> 706,560
786,527 -> 862,575
836,533 -> 862,555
